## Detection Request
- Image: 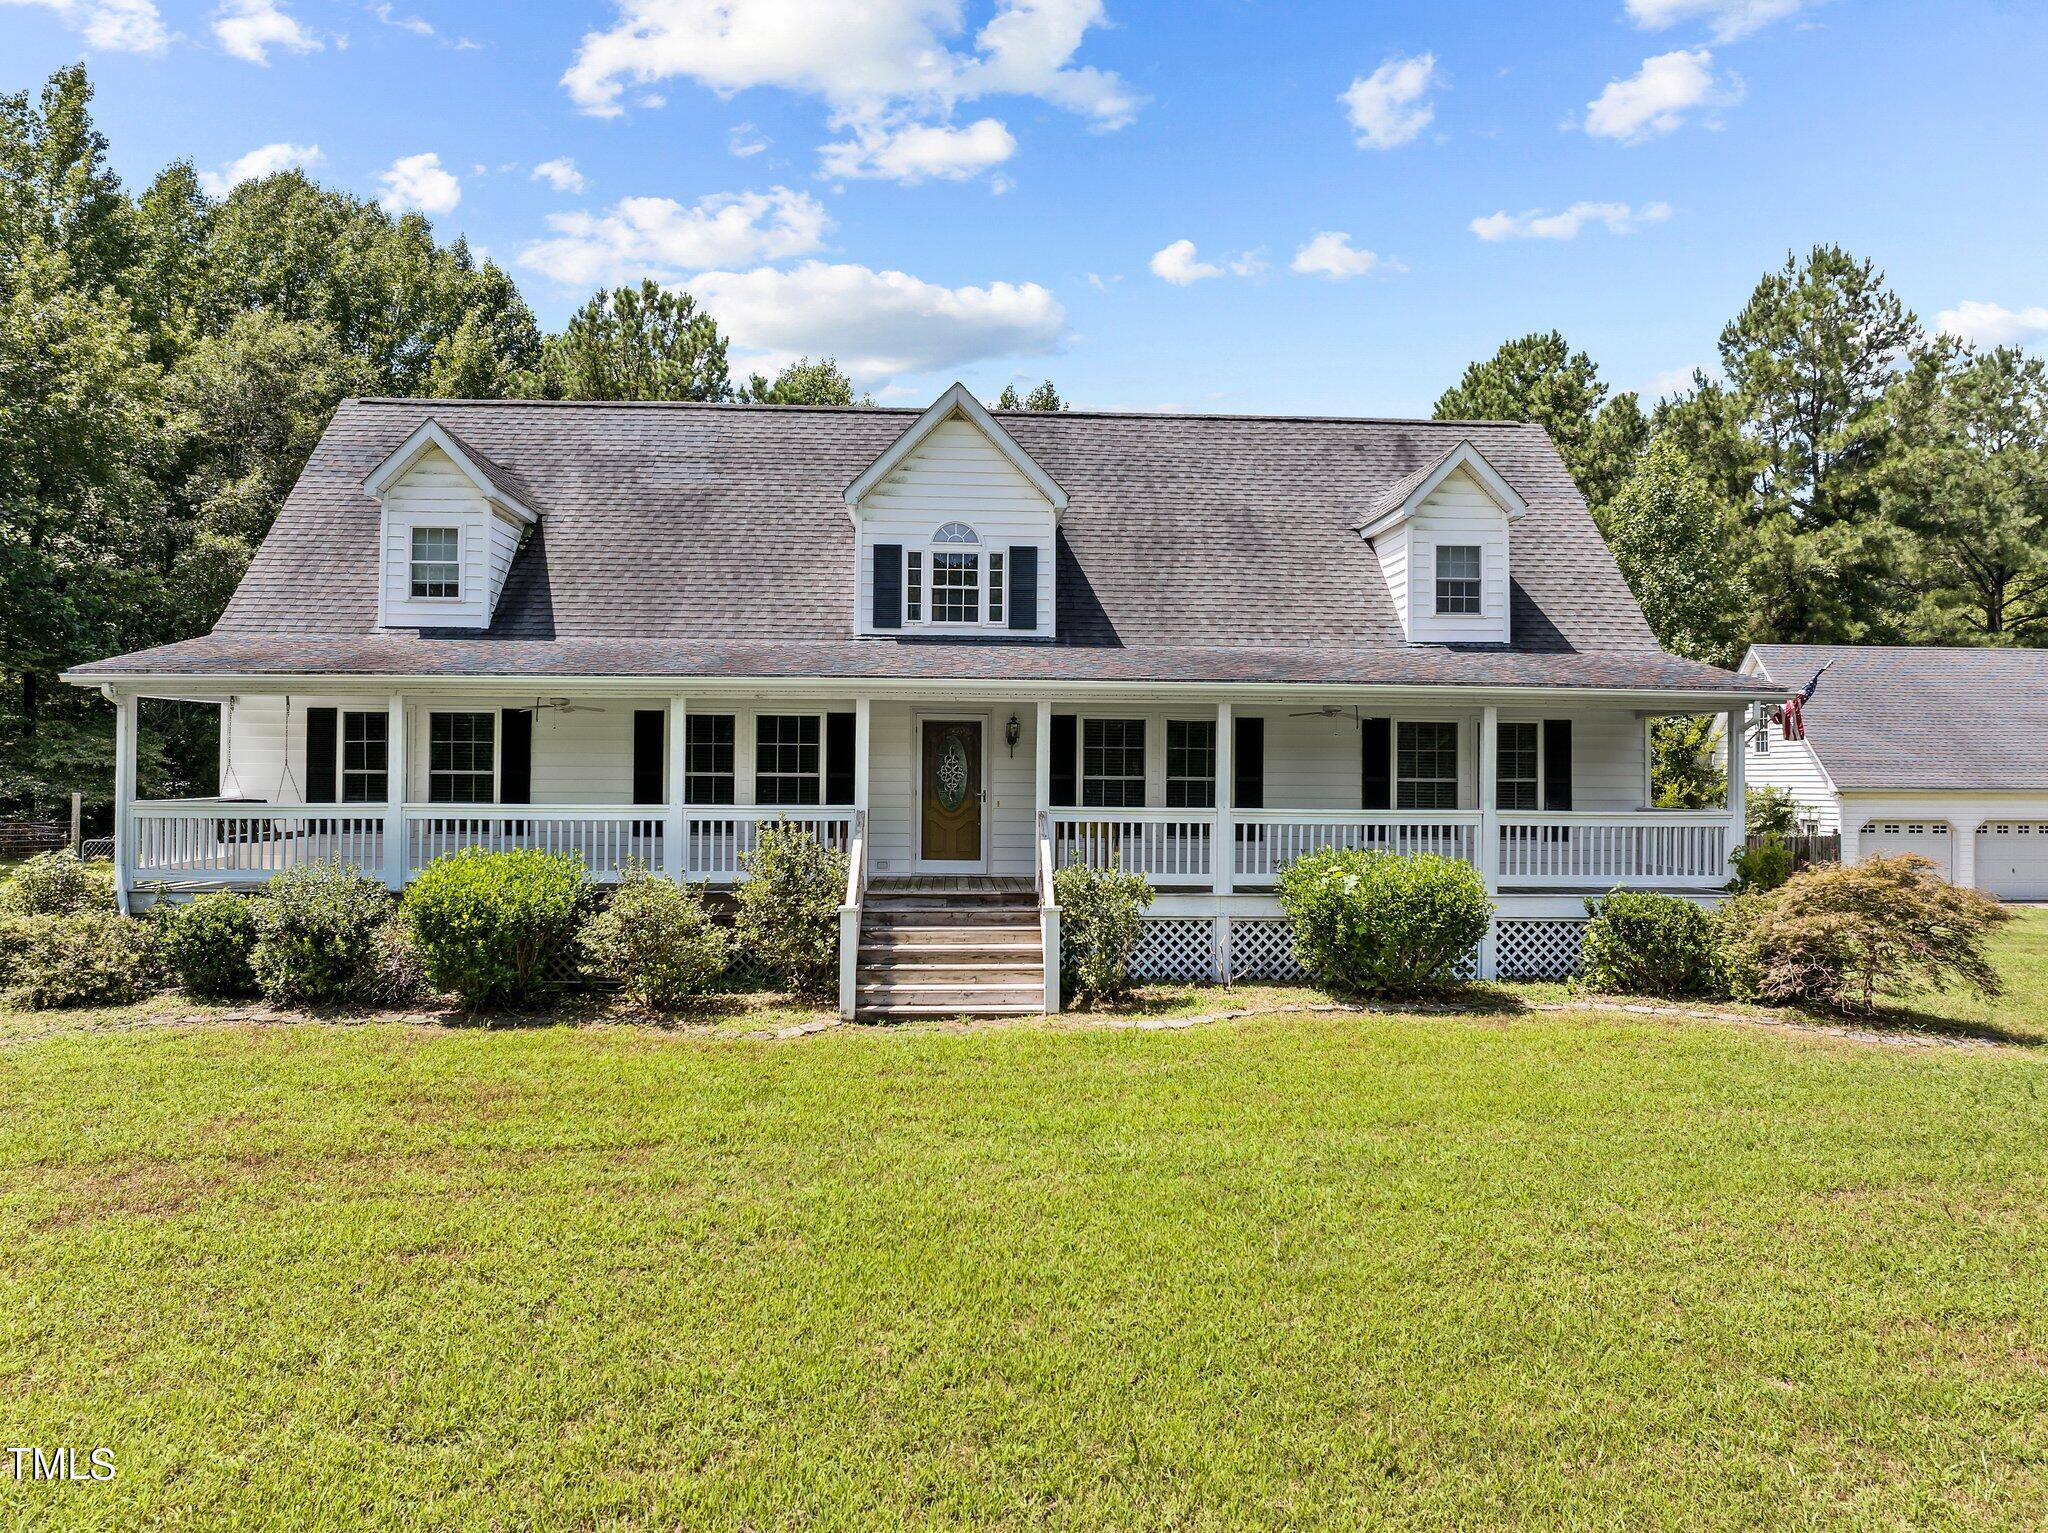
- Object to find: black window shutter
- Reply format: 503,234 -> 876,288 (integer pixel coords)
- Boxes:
500,708 -> 533,804
1008,544 -> 1038,631
632,709 -> 664,805
825,712 -> 855,804
1050,713 -> 1078,807
305,707 -> 337,803
1233,715 -> 1265,809
1360,717 -> 1391,810
873,543 -> 902,629
1543,719 -> 1573,811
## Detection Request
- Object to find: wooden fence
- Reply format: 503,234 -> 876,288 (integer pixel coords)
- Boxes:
1748,832 -> 1840,871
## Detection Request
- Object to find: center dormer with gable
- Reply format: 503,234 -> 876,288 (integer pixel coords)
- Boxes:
67,383 -> 1774,1013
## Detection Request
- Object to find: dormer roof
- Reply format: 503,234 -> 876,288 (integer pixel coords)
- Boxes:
1354,439 -> 1528,538
844,381 -> 1069,513
362,417 -> 541,524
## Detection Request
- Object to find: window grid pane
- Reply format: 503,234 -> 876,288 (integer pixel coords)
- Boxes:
411,526 -> 460,599
1165,719 -> 1216,809
686,715 -> 736,805
1082,719 -> 1145,809
1435,544 -> 1481,616
932,551 -> 979,623
988,550 -> 1004,625
1396,721 -> 1458,810
429,712 -> 494,804
1496,721 -> 1539,811
755,714 -> 821,806
341,711 -> 389,804
905,552 -> 922,622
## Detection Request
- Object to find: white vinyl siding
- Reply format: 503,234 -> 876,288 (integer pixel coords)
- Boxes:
1397,467 -> 1512,644
855,416 -> 1056,636
377,443 -> 523,630
1742,729 -> 1840,832
865,701 -> 1036,878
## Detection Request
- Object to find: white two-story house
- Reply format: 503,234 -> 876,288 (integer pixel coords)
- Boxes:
66,383 -> 1773,1015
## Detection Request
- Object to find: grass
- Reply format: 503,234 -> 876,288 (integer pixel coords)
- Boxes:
3,928 -> 2048,1526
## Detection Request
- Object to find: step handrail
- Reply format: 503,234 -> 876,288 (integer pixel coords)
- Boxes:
837,809 -> 867,1020
1036,809 -> 1061,1014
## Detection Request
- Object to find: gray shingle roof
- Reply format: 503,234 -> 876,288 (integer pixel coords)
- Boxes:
70,396 -> 1759,694
1356,440 -> 1462,528
1749,643 -> 2048,791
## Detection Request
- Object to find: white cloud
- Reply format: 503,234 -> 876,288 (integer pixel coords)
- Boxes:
515,186 -> 829,287
1584,49 -> 1736,142
212,0 -> 322,64
819,116 -> 1016,182
1342,52 -> 1437,150
369,1 -> 430,35
1290,231 -> 1389,279
1647,364 -> 1710,398
377,152 -> 461,215
1937,300 -> 2048,350
1469,200 -> 1672,241
531,157 -> 587,193
728,122 -> 769,157
1,0 -> 169,51
692,260 -> 1065,382
561,0 -> 1139,189
1150,239 -> 1220,285
197,141 -> 323,196
1625,0 -> 1813,41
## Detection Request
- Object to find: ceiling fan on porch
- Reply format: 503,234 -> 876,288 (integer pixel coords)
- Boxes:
1288,705 -> 1364,724
532,697 -> 604,714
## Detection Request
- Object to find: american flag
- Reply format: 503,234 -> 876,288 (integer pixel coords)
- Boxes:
1779,661 -> 1832,741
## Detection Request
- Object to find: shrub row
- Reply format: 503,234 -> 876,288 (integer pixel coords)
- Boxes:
1581,853 -> 2008,1011
0,824 -> 846,1015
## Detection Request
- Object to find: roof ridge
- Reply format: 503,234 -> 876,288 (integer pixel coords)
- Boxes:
343,396 -> 1536,429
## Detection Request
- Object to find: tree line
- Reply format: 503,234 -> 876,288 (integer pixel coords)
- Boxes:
4,63 -> 2040,816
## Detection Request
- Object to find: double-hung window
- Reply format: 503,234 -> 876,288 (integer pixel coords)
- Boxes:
1396,721 -> 1458,810
1495,721 -> 1540,810
428,712 -> 495,803
341,711 -> 389,803
410,527 -> 461,599
1165,720 -> 1216,809
1434,544 -> 1481,616
1082,719 -> 1146,808
755,715 -> 821,806
685,715 -> 736,805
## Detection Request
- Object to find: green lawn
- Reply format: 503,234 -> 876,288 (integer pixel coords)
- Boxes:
4,929 -> 2048,1526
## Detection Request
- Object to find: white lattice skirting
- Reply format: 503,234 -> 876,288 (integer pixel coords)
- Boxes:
1495,918 -> 1587,981
1228,917 -> 1306,981
1127,917 -> 1219,981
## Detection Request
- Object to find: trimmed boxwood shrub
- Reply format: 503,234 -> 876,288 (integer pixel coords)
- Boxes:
3,911 -> 160,1009
0,849 -> 114,916
1277,849 -> 1491,998
160,892 -> 261,998
250,860 -> 393,1007
1053,859 -> 1152,1004
1579,890 -> 1722,998
580,863 -> 731,1011
735,822 -> 848,997
404,848 -> 592,1009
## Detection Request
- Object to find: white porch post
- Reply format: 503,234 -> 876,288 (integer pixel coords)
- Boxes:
665,695 -> 687,879
853,697 -> 871,813
382,693 -> 408,890
1034,699 -> 1052,818
111,690 -> 136,914
1725,704 -> 1747,878
1212,700 -> 1234,982
1035,699 -> 1059,1012
1477,704 -> 1499,980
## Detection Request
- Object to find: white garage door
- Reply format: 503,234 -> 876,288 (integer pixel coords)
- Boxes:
1859,821 -> 1951,878
1976,823 -> 2048,901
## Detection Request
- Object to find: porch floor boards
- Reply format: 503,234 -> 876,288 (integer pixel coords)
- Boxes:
867,876 -> 1034,895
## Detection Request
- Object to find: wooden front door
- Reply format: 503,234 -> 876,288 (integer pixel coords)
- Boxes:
921,719 -> 983,864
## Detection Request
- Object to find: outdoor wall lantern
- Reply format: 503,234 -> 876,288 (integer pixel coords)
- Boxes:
1005,714 -> 1021,756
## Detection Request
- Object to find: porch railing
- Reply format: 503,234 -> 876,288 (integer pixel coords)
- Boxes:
403,806 -> 664,880
1232,810 -> 1482,884
1496,812 -> 1728,888
1049,809 -> 1215,886
684,809 -> 855,883
130,801 -> 384,882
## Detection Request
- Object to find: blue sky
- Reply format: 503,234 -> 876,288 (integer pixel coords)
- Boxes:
6,0 -> 2047,413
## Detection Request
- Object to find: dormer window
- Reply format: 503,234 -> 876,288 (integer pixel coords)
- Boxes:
928,521 -> 1002,627
1434,545 -> 1481,615
410,527 -> 461,600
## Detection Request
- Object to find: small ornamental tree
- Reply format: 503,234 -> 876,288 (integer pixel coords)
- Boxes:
1719,853 -> 2009,1012
1277,850 -> 1491,998
734,822 -> 848,997
1053,859 -> 1153,1004
404,848 -> 592,1010
1746,785 -> 1802,840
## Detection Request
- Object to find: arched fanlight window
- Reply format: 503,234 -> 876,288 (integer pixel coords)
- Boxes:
922,520 -> 1001,624
933,520 -> 980,545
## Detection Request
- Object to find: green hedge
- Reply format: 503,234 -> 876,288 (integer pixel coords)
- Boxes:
404,848 -> 592,1010
1277,850 -> 1491,998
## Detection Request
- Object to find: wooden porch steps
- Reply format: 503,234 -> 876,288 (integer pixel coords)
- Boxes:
855,883 -> 1046,1020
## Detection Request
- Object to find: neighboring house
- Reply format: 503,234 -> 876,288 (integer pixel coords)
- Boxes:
66,383 -> 1773,1013
1743,643 -> 2048,900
